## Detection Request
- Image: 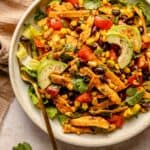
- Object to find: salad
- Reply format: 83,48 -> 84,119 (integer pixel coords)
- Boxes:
17,0 -> 150,134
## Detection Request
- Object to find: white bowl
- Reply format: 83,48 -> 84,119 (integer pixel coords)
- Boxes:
9,0 -> 150,147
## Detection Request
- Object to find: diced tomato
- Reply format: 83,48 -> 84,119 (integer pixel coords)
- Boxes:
76,92 -> 92,103
66,0 -> 78,5
128,75 -> 143,86
34,37 -> 45,48
78,45 -> 94,62
46,86 -> 59,97
94,16 -> 113,30
47,18 -> 62,30
109,49 -> 117,60
108,115 -> 124,128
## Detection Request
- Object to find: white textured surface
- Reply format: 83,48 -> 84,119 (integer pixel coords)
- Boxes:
0,99 -> 150,150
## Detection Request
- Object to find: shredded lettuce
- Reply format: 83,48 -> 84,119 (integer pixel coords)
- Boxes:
125,91 -> 145,106
136,0 -> 150,26
72,78 -> 88,93
28,86 -> 39,105
58,114 -> 69,126
22,25 -> 40,40
46,107 -> 58,119
17,43 -> 40,71
21,67 -> 37,78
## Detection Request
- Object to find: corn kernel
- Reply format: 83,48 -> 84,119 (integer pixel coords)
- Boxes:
124,67 -> 130,74
65,112 -> 72,117
88,61 -> 97,67
86,38 -> 95,46
115,64 -> 120,70
81,24 -> 86,30
146,51 -> 150,58
121,74 -> 126,80
67,83 -> 73,90
101,57 -> 106,63
109,82 -> 116,89
79,0 -> 84,6
133,104 -> 141,113
108,124 -> 116,132
62,94 -> 68,99
75,101 -> 80,108
107,60 -> 115,67
92,98 -> 98,105
71,20 -> 77,26
44,25 -> 48,31
105,51 -> 110,58
82,103 -> 88,111
123,108 -> 132,118
92,91 -> 97,96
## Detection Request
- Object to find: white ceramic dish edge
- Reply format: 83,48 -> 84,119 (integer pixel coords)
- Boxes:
9,0 -> 150,147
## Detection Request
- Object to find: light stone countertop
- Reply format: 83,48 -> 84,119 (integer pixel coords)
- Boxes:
0,99 -> 150,150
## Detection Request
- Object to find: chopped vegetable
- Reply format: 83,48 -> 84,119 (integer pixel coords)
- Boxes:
46,107 -> 58,119
94,16 -> 113,30
66,0 -> 78,6
58,114 -> 69,125
125,91 -> 145,106
72,78 -> 88,93
28,86 -> 39,105
46,85 -> 60,96
47,18 -> 62,30
126,87 -> 137,97
108,115 -> 124,128
78,45 -> 94,62
76,92 -> 92,103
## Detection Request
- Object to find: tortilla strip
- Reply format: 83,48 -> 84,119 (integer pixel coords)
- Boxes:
63,124 -> 93,134
105,69 -> 126,91
70,116 -> 110,129
48,10 -> 90,18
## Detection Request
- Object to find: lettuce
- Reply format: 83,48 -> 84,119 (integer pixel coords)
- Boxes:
46,107 -> 58,119
84,0 -> 101,10
13,142 -> 32,150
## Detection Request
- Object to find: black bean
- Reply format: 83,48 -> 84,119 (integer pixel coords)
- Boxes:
94,67 -> 105,74
138,26 -> 144,35
99,75 -> 107,83
75,26 -> 82,34
20,36 -> 29,42
83,76 -> 90,83
112,9 -> 121,16
119,15 -> 128,22
89,43 -> 97,50
91,26 -> 98,35
69,100 -> 74,106
126,18 -> 134,25
141,103 -> 150,108
74,4 -> 80,10
102,42 -> 111,51
98,38 -> 104,47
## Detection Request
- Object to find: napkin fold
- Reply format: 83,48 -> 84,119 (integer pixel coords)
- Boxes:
0,0 -> 32,125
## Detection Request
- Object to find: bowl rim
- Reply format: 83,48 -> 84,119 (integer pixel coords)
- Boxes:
9,0 -> 150,147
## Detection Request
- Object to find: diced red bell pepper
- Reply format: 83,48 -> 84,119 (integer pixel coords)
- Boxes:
66,0 -> 78,5
76,92 -> 92,103
34,37 -> 45,48
108,115 -> 124,128
128,75 -> 143,86
46,86 -> 59,97
94,16 -> 113,30
47,18 -> 62,30
109,49 -> 117,60
78,45 -> 94,62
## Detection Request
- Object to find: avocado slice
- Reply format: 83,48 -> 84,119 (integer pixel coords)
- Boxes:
109,25 -> 141,53
106,32 -> 133,69
37,59 -> 68,89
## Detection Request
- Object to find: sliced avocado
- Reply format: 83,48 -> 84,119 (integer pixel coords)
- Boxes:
37,59 -> 68,89
106,32 -> 133,69
109,25 -> 141,53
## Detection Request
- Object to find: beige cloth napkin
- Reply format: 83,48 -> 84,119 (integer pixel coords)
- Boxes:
0,0 -> 32,125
